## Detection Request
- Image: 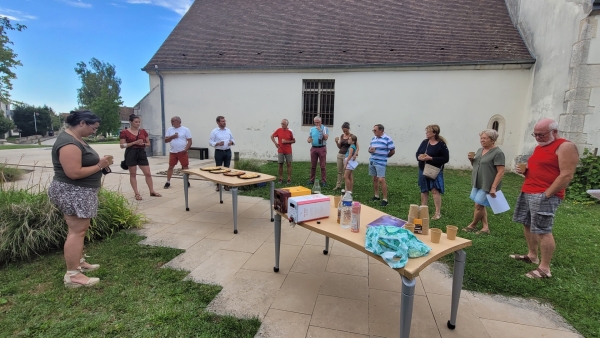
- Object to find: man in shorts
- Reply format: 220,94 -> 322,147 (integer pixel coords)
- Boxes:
511,118 -> 578,279
164,116 -> 193,188
271,118 -> 295,184
368,124 -> 395,206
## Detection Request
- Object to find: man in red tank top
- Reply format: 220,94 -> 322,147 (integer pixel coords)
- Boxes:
510,118 -> 579,279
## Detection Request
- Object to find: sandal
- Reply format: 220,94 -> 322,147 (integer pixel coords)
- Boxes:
135,194 -> 142,201
462,226 -> 477,233
278,179 -> 283,184
525,267 -> 552,279
150,192 -> 162,197
432,214 -> 441,220
64,270 -> 100,288
476,229 -> 490,235
286,179 -> 292,184
509,254 -> 538,264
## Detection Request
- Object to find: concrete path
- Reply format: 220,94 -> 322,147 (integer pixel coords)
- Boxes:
0,144 -> 582,338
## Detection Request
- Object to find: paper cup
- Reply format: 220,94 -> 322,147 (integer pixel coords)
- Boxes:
409,204 -> 419,218
334,195 -> 341,206
419,205 -> 429,219
430,228 -> 442,243
105,155 -> 114,165
408,216 -> 415,224
404,224 -> 415,233
468,151 -> 475,159
517,163 -> 527,173
422,218 -> 430,235
446,225 -> 458,240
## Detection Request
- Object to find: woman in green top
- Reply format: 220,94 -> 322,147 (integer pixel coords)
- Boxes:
463,129 -> 505,234
48,110 -> 112,288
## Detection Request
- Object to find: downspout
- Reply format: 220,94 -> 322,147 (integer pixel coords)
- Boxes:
154,65 -> 166,155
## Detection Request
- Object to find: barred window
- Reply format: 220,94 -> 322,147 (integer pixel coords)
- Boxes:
302,80 -> 335,126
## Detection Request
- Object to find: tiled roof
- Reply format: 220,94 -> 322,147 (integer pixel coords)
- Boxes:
120,107 -> 134,121
144,0 -> 534,71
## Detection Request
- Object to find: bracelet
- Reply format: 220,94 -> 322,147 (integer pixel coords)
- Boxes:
97,164 -> 102,170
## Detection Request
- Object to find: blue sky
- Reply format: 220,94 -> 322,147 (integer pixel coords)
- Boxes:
1,0 -> 191,113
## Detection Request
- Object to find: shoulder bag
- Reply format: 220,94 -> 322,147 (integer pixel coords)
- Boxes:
120,131 -> 140,170
422,143 -> 441,180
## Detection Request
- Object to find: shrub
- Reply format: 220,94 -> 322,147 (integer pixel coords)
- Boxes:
0,164 -> 25,183
566,148 -> 600,203
0,187 -> 144,264
234,158 -> 263,172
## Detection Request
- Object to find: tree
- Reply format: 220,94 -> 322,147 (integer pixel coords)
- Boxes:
0,114 -> 14,137
75,58 -> 123,136
0,17 -> 26,103
12,104 -> 53,137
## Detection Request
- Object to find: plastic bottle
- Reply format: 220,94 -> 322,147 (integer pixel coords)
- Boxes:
351,202 -> 361,233
341,191 -> 353,228
312,180 -> 321,194
337,189 -> 345,224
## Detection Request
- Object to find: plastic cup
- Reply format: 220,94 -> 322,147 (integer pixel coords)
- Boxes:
446,225 -> 458,240
404,224 -> 415,233
430,228 -> 442,243
517,163 -> 527,173
105,155 -> 114,165
468,152 -> 475,159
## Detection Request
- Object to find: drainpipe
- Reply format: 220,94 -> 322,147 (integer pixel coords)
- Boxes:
154,65 -> 166,155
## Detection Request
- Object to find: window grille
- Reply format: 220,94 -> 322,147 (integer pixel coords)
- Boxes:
302,80 -> 335,126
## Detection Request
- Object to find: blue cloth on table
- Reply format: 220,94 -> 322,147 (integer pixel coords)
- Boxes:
365,225 -> 431,269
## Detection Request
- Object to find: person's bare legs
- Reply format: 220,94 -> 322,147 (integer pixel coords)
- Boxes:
466,203 -> 485,229
372,176 -> 379,197
420,192 -> 429,207
380,177 -> 388,200
432,188 -> 442,217
139,165 -> 157,194
344,169 -> 353,192
166,166 -> 174,183
480,207 -> 489,232
537,233 -> 555,274
278,163 -> 284,181
523,226 -> 540,262
64,215 -> 94,284
129,166 -> 140,197
286,162 -> 292,182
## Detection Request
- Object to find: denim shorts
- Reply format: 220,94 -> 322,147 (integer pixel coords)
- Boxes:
512,192 -> 562,234
368,162 -> 386,177
470,187 -> 490,207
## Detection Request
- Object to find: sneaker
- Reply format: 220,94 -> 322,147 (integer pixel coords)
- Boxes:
371,196 -> 380,201
164,182 -> 170,189
321,181 -> 327,187
380,200 -> 389,207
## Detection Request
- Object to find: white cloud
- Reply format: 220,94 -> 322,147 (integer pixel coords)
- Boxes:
0,8 -> 37,21
58,0 -> 92,8
126,0 -> 192,16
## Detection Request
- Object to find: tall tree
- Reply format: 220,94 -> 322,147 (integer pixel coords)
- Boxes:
12,104 -> 53,137
75,58 -> 123,136
0,114 -> 14,137
0,17 -> 26,103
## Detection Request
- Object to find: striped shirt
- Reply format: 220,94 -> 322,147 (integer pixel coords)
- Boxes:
369,133 -> 395,166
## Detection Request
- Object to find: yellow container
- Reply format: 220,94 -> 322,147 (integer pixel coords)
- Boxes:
282,186 -> 312,197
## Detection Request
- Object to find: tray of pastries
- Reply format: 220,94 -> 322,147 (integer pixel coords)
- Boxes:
223,171 -> 246,176
239,173 -> 261,179
210,168 -> 232,174
200,166 -> 222,171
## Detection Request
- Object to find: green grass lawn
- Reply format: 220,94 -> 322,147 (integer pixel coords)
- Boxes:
0,145 -> 50,150
0,233 -> 260,337
241,161 -> 600,338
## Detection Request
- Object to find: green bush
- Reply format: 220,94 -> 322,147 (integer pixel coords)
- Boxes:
0,164 -> 25,183
566,148 -> 600,203
234,158 -> 263,172
0,187 -> 144,264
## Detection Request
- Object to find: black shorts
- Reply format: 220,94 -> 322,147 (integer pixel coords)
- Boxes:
124,147 -> 149,167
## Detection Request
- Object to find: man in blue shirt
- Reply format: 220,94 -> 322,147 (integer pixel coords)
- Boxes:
368,124 -> 395,206
307,116 -> 329,186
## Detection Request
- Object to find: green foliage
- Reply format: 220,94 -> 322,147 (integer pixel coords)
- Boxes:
75,58 -> 123,136
0,232 -> 261,337
0,164 -> 24,183
234,158 -> 263,172
11,104 -> 54,137
0,187 -> 144,264
0,114 -> 14,136
0,18 -> 26,103
567,148 -> 600,203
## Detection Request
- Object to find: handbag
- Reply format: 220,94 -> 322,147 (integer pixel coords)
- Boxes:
120,131 -> 141,170
422,142 -> 441,180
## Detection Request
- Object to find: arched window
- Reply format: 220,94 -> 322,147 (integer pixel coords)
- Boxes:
487,115 -> 505,145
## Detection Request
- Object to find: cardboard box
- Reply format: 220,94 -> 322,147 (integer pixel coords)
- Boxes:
288,194 -> 331,223
282,186 -> 311,197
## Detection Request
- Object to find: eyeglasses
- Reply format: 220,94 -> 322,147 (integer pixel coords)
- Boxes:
531,130 -> 553,138
87,124 -> 99,131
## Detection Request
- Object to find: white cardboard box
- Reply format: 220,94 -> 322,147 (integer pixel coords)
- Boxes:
288,194 -> 331,223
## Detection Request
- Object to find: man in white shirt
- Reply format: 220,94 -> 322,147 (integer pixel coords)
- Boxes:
164,116 -> 192,189
209,115 -> 235,191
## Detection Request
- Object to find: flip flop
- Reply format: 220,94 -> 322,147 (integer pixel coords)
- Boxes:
525,267 -> 552,279
135,194 -> 142,201
462,226 -> 477,233
150,192 -> 162,197
476,229 -> 490,235
509,254 -> 538,264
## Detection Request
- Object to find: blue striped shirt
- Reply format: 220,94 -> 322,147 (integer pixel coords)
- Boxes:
369,133 -> 395,166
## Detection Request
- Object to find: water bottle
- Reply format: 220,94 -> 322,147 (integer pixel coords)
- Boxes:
341,191 -> 353,229
337,189 -> 345,224
312,180 -> 321,194
351,202 -> 361,233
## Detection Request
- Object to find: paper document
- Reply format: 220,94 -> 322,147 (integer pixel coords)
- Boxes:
587,189 -> 600,200
347,160 -> 359,170
486,190 -> 510,214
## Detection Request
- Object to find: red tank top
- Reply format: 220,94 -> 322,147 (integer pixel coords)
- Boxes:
522,138 -> 568,199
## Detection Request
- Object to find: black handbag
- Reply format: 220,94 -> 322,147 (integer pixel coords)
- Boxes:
120,132 -> 141,170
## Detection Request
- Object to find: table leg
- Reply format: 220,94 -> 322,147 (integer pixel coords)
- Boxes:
273,213 -> 281,272
232,187 -> 239,234
184,174 -> 189,211
447,249 -> 466,330
400,276 -> 416,338
323,236 -> 329,255
219,184 -> 223,204
270,181 -> 275,222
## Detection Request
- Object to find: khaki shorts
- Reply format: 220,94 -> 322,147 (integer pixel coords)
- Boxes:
278,153 -> 293,164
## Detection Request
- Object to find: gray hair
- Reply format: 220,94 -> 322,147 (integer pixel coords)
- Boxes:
282,119 -> 289,125
314,116 -> 321,122
480,129 -> 499,142
549,120 -> 558,131
171,116 -> 181,122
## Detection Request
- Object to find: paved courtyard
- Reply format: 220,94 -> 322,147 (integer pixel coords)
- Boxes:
1,142 -> 583,338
